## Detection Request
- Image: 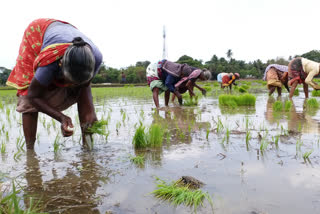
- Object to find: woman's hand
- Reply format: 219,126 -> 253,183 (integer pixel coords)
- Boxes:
201,89 -> 207,96
60,115 -> 74,137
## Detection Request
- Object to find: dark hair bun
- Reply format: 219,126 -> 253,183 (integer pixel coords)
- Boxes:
72,37 -> 87,47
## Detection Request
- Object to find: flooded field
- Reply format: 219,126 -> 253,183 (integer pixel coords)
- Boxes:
1,81 -> 320,214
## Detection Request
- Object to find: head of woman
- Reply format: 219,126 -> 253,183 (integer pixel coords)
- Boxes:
199,69 -> 212,81
61,37 -> 95,85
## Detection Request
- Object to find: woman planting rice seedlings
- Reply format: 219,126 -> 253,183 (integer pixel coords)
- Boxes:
263,64 -> 289,96
288,57 -> 320,98
217,72 -> 240,91
6,18 -> 102,149
146,60 -> 211,108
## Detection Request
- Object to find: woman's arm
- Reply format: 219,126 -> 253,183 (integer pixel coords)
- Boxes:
27,78 -> 74,136
289,80 -> 298,99
186,80 -> 196,97
194,83 -> 206,96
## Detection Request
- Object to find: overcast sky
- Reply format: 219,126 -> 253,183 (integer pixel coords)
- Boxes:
1,0 -> 319,69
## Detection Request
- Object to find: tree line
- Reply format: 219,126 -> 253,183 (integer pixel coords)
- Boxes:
1,50 -> 320,86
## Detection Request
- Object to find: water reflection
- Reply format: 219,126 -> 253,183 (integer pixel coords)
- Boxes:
265,97 -> 320,134
24,150 -> 102,214
154,107 -> 210,144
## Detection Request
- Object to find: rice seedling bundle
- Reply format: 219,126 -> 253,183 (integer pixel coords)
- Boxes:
306,98 -> 319,109
272,101 -> 283,112
293,89 -> 299,96
132,124 -> 147,149
238,86 -> 247,93
151,178 -> 213,213
133,123 -> 164,149
311,90 -> 320,97
184,96 -> 199,106
284,100 -> 292,111
240,84 -> 250,90
203,86 -> 212,92
146,124 -> 164,147
86,120 -> 109,136
219,94 -> 256,108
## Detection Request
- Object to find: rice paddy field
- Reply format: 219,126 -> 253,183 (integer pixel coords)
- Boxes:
1,80 -> 320,214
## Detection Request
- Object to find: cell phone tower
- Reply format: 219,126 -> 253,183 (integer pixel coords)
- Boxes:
162,25 -> 168,60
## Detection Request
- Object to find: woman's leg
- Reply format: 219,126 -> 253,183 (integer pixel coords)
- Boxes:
22,112 -> 38,149
268,86 -> 276,96
152,87 -> 160,108
277,87 -> 282,96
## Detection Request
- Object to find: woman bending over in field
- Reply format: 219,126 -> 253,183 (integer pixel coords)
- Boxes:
7,18 -> 102,149
288,57 -> 320,98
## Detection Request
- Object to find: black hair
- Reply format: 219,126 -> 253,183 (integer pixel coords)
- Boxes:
290,57 -> 303,72
61,37 -> 95,84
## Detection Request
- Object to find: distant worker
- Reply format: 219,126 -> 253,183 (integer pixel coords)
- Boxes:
217,72 -> 240,90
263,64 -> 289,96
288,57 -> 320,98
121,71 -> 126,83
146,60 -> 211,108
171,69 -> 212,102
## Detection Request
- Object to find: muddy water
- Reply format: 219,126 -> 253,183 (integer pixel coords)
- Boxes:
1,88 -> 320,214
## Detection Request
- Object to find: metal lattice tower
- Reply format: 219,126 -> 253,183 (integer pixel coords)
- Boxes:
162,25 -> 168,60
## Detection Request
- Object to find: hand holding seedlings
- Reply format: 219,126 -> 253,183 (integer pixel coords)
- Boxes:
61,115 -> 74,137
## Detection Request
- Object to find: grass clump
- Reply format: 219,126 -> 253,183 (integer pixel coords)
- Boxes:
219,94 -> 256,108
133,123 -> 164,149
151,178 -> 213,213
183,96 -> 199,106
86,120 -> 108,136
272,101 -> 283,112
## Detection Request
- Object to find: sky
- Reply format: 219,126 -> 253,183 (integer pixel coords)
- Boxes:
1,0 -> 319,69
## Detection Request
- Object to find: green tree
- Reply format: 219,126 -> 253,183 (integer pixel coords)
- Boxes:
0,67 -> 11,86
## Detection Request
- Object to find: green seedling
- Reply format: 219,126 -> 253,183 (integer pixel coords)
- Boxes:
296,139 -> 303,152
226,128 -> 230,143
245,130 -> 251,150
1,141 -> 6,154
206,127 -> 210,140
53,134 -> 60,154
303,149 -> 313,159
130,155 -> 145,165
